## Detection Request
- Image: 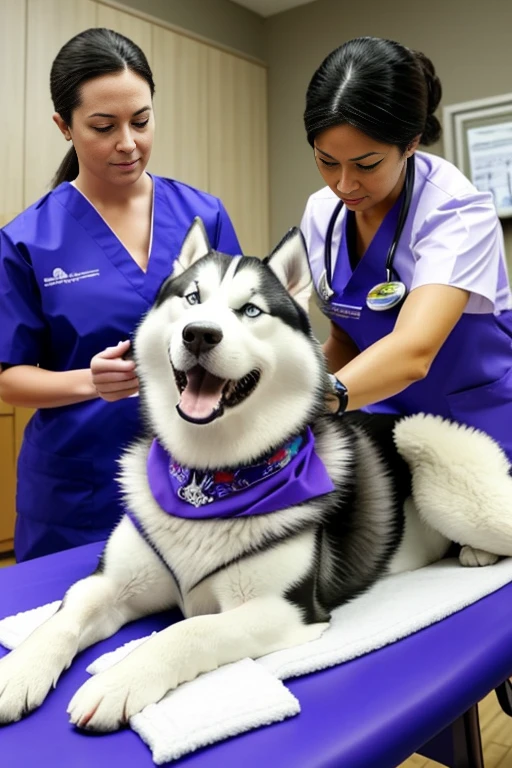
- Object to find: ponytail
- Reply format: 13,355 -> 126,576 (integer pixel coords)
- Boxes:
51,145 -> 79,189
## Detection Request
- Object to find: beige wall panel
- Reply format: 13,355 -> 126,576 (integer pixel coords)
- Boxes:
103,0 -> 266,62
149,26 -> 209,189
207,49 -> 269,257
0,214 -> 21,228
0,402 -> 14,416
0,0 -> 25,217
24,0 -> 97,207
97,3 -> 152,64
0,417 -> 15,549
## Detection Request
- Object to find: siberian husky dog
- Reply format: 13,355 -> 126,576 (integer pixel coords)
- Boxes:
1,220 -> 512,732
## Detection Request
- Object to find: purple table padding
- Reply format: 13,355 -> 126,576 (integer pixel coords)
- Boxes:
1,542 -> 512,768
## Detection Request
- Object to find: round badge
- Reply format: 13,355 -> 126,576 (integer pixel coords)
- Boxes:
366,281 -> 407,311
318,270 -> 334,302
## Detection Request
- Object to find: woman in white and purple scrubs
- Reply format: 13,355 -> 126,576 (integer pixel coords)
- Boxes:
301,37 -> 512,464
0,29 -> 241,561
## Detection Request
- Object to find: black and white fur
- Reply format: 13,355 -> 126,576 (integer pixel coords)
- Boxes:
1,219 -> 511,732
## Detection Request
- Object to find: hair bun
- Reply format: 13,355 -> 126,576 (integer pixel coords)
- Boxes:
413,49 -> 442,145
413,50 -> 442,115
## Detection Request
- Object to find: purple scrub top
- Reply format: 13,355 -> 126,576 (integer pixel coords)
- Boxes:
0,175 -> 241,561
302,152 -> 512,463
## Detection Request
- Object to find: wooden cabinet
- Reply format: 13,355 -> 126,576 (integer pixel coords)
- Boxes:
0,407 -> 33,554
0,404 -> 33,553
0,415 -> 16,553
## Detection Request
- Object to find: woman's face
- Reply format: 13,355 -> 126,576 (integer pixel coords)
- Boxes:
313,123 -> 417,215
54,69 -> 155,189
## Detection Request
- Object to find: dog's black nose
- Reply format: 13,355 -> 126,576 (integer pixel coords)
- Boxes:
182,323 -> 223,356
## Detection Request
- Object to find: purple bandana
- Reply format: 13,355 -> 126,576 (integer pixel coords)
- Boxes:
146,428 -> 335,519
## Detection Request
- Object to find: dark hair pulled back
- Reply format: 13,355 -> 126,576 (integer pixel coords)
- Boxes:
50,27 -> 155,188
304,37 -> 442,152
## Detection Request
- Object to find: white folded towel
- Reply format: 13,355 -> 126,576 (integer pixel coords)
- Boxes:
1,557 -> 512,763
130,659 -> 299,764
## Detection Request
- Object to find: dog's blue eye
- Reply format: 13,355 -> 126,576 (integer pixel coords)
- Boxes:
243,304 -> 261,318
185,291 -> 200,305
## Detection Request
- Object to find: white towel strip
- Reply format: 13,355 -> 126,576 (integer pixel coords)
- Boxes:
258,557 -> 512,679
0,601 -> 61,650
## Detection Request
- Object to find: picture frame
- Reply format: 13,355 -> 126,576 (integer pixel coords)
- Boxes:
443,92 -> 512,218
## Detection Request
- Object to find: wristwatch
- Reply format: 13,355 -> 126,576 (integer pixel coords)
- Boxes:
328,374 -> 349,416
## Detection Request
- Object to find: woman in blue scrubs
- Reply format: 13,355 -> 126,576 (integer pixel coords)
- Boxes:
300,37 -> 512,464
0,28 -> 241,561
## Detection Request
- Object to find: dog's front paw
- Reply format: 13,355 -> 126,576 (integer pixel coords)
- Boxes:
68,657 -> 171,732
459,545 -> 499,567
0,637 -> 73,723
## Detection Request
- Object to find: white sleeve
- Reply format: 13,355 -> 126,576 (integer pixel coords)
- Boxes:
410,193 -> 503,313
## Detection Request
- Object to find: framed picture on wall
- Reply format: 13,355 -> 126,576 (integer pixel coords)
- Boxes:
443,93 -> 512,219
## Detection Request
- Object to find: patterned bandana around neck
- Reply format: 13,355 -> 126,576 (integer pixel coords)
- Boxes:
146,427 -> 335,520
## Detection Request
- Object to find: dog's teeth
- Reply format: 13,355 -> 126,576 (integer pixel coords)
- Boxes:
224,381 -> 236,400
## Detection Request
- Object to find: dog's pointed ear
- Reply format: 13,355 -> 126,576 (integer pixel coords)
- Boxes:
172,218 -> 212,277
264,228 -> 312,312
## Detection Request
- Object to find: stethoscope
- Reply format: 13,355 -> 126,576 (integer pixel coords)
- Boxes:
318,155 -> 415,312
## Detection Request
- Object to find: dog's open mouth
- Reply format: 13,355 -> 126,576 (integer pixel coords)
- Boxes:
174,365 -> 261,424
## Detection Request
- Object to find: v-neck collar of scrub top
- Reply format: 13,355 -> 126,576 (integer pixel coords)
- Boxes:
53,174 -> 179,303
328,191 -> 404,320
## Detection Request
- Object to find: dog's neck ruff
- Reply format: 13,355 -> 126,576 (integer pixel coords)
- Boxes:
146,428 -> 335,519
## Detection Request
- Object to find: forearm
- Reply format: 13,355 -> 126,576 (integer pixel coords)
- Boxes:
335,332 -> 429,411
329,285 -> 469,411
322,323 -> 359,373
0,365 -> 98,408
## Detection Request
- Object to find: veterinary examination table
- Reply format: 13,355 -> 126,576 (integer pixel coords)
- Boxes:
1,541 -> 511,768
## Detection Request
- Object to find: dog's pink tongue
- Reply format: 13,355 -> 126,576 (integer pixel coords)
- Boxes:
180,367 -> 226,420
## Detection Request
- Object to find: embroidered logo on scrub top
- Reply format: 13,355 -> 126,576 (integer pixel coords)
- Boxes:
322,301 -> 363,321
314,280 -> 362,321
43,267 -> 100,287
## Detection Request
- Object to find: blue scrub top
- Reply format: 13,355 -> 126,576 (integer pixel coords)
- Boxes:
0,175 -> 241,561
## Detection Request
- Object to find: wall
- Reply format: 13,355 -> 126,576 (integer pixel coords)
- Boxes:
113,0 -> 266,61
265,0 -> 512,336
1,0 -> 269,254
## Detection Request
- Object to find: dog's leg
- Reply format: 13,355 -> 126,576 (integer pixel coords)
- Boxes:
394,415 -> 512,562
0,517 -> 178,723
68,594 -> 327,732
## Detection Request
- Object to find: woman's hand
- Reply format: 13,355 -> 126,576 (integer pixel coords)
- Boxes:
91,340 -> 139,401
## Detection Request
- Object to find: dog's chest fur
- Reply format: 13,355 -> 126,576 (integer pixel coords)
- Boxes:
117,414 -> 420,621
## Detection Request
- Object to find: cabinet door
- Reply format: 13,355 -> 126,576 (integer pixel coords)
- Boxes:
0,0 -> 25,221
150,26 -> 209,190
207,49 -> 269,257
24,0 -> 97,207
0,417 -> 15,551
